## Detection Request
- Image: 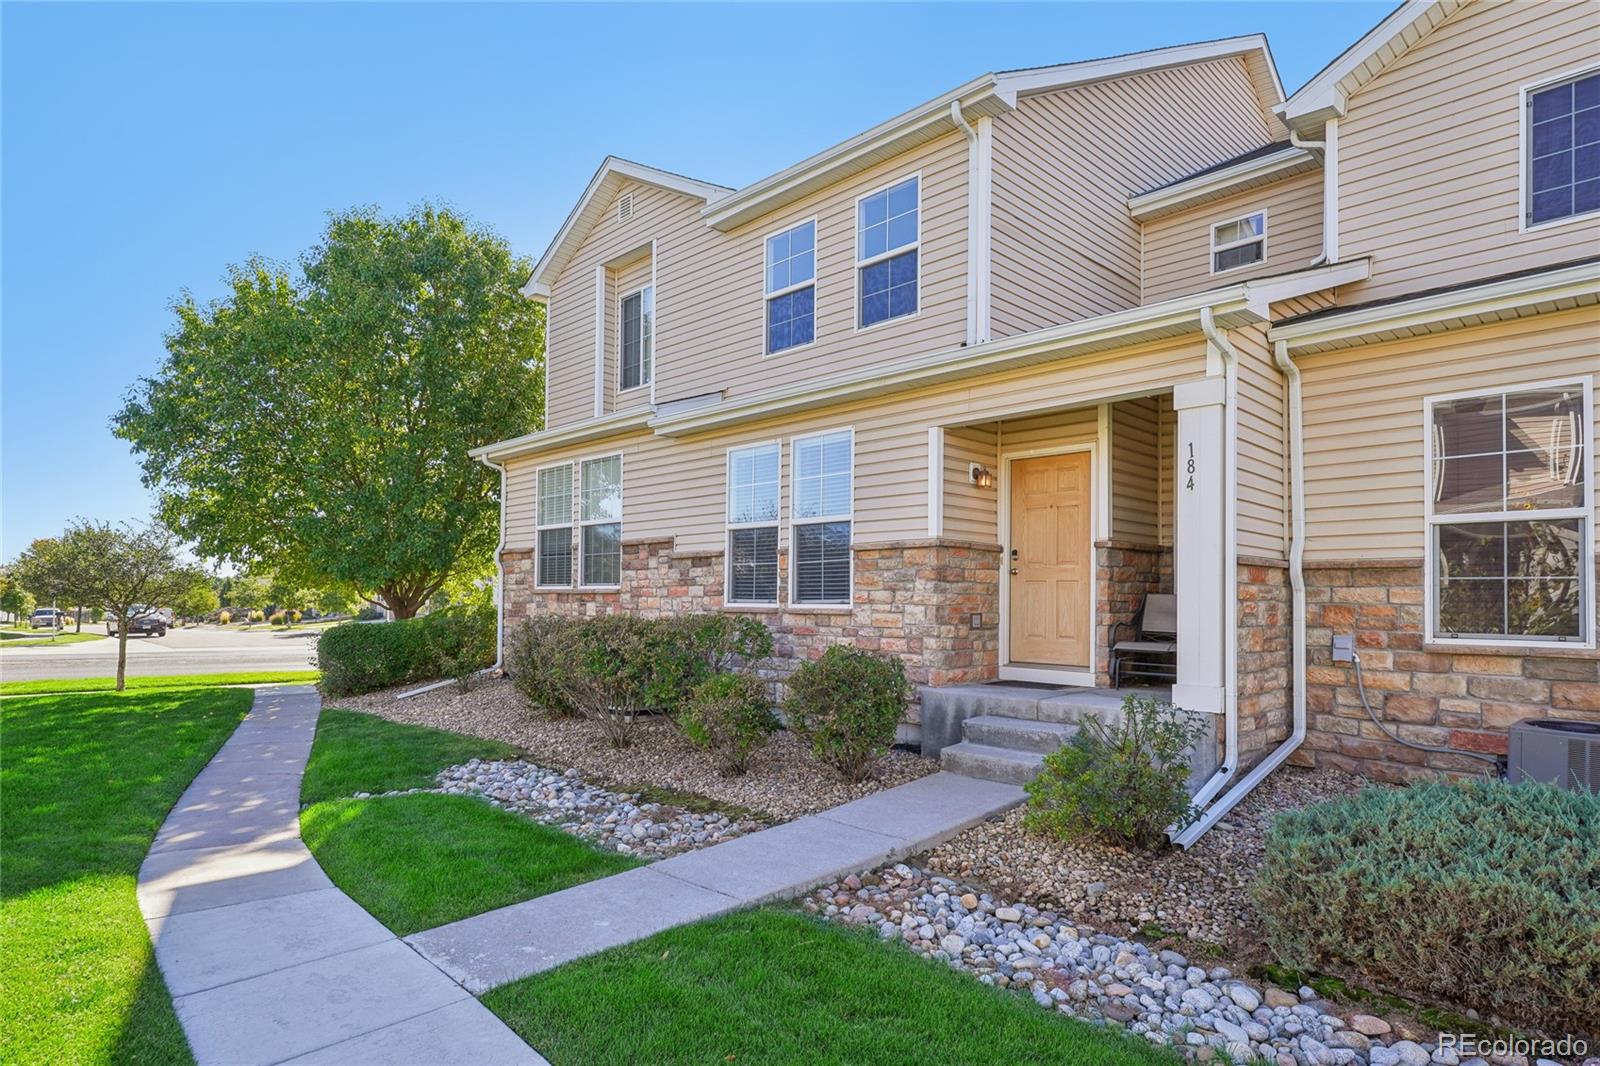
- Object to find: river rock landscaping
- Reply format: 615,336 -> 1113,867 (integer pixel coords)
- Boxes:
335,676 -> 936,820
805,864 -> 1585,1066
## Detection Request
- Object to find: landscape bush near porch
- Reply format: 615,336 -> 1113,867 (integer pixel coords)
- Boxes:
1254,778 -> 1600,1035
318,606 -> 495,696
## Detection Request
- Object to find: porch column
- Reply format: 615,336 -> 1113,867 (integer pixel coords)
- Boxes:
1171,377 -> 1227,714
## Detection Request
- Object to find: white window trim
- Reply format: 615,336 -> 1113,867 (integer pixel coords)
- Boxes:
725,439 -> 783,606
1209,209 -> 1268,275
788,427 -> 855,608
578,453 -> 624,590
617,284 -> 653,394
854,172 -> 923,333
762,217 -> 819,357
534,461 -> 576,591
1422,377 -> 1594,649
1519,63 -> 1600,234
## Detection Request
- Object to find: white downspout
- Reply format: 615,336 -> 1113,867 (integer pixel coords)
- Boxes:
1172,338 -> 1307,847
950,100 -> 980,348
1291,121 -> 1336,267
1181,307 -> 1241,815
399,455 -> 508,701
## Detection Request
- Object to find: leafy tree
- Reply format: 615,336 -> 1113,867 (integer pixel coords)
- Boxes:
0,571 -> 34,624
226,572 -> 272,612
15,520 -> 208,690
10,537 -> 75,628
114,205 -> 545,617
172,582 -> 221,623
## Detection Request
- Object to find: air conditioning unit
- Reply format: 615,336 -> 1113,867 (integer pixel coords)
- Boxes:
1507,718 -> 1600,793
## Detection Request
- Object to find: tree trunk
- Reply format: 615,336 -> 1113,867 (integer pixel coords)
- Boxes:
380,586 -> 423,619
116,622 -> 130,692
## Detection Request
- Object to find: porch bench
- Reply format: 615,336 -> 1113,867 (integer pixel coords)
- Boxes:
1110,593 -> 1177,687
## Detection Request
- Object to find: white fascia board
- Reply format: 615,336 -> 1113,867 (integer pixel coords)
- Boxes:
1277,0 -> 1460,132
999,35 -> 1281,101
519,280 -> 551,302
469,409 -> 653,464
1241,257 -> 1370,317
701,77 -> 1012,232
528,157 -> 732,292
1128,146 -> 1317,221
1269,259 -> 1600,351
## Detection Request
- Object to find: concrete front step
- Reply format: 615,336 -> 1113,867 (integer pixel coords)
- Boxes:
939,741 -> 1045,785
962,715 -> 1077,755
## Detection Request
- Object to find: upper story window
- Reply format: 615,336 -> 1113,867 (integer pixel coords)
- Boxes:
579,455 -> 623,587
857,176 -> 918,328
765,220 -> 815,354
1211,211 -> 1266,273
726,441 -> 781,605
536,464 -> 574,588
620,285 -> 653,391
1426,382 -> 1591,646
791,429 -> 853,606
1527,68 -> 1600,226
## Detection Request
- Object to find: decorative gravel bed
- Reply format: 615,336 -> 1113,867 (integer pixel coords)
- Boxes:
924,766 -> 1366,947
430,759 -> 764,858
334,676 -> 937,821
808,865 -> 1523,1066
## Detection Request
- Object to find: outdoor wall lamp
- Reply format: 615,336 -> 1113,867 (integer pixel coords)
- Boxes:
969,463 -> 993,488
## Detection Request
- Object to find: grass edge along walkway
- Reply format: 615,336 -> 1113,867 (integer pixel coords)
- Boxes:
483,908 -> 1175,1066
0,670 -> 321,697
300,708 -> 641,936
1,685 -> 255,1065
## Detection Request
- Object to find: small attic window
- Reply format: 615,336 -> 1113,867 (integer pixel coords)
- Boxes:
617,193 -> 634,222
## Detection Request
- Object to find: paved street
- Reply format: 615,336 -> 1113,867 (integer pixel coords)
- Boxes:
0,624 -> 320,682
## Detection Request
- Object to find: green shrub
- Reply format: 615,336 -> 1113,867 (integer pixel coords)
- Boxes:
248,609 -> 265,623
1023,695 -> 1205,850
682,672 -> 779,776
317,610 -> 494,697
288,609 -> 302,624
1254,779 -> 1600,1034
783,646 -> 908,782
269,611 -> 287,626
507,616 -> 583,718
545,614 -> 683,748
654,614 -> 775,719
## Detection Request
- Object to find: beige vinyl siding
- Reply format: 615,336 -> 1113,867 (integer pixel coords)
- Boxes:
945,425 -> 999,544
1336,0 -> 1600,306
502,335 -> 1209,553
989,57 -> 1277,337
1110,397 -> 1162,544
660,132 -> 970,404
546,184 -> 704,428
1141,170 -> 1323,304
1231,322 -> 1289,558
1158,395 -> 1175,545
1298,308 -> 1599,562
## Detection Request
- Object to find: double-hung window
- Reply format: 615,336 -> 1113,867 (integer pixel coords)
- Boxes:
620,285 -> 653,391
1527,68 -> 1600,226
1426,382 -> 1592,645
579,455 -> 623,587
857,176 -> 918,328
536,464 -> 574,587
765,220 -> 815,354
727,442 -> 781,605
791,429 -> 853,605
1211,211 -> 1266,273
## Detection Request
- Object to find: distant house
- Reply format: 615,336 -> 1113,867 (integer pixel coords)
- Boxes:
474,0 -> 1598,840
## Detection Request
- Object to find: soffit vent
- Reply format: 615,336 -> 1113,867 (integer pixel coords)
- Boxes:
617,193 -> 634,222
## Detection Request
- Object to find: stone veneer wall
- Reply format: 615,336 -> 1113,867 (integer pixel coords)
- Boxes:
1094,542 -> 1172,687
1291,560 -> 1600,784
1236,559 -> 1293,768
500,538 -> 1004,725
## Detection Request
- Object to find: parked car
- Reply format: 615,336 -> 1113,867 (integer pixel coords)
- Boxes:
29,608 -> 65,630
107,608 -> 167,638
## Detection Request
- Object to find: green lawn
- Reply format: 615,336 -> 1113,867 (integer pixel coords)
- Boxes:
0,629 -> 106,648
0,670 -> 321,697
1,687 -> 254,1065
484,909 -> 1175,1065
300,709 -> 638,935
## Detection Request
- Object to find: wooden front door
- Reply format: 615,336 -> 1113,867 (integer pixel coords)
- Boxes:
1008,452 -> 1092,668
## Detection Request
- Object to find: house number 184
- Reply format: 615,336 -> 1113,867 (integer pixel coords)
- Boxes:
1185,442 -> 1196,491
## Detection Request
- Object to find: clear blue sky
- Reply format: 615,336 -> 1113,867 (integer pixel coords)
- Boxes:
0,1 -> 1389,560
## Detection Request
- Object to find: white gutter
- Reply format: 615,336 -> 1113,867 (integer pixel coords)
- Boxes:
1289,129 -> 1329,266
1172,337 -> 1308,847
950,100 -> 980,348
1182,307 -> 1241,817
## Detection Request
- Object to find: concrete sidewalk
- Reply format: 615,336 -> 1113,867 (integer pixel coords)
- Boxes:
405,770 -> 1025,994
137,686 -> 544,1066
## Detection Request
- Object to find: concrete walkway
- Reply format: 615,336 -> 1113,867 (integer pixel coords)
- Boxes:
137,686 -> 544,1066
405,770 -> 1025,993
